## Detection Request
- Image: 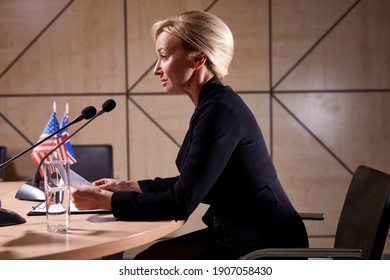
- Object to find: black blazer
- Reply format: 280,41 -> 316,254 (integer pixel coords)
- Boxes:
112,77 -> 308,251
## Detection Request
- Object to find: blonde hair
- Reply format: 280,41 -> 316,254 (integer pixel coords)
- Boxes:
151,10 -> 234,80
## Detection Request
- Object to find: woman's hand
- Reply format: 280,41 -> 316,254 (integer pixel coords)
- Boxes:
92,178 -> 142,193
70,185 -> 113,210
70,178 -> 142,210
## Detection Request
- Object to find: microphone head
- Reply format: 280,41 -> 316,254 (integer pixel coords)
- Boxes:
81,106 -> 97,119
102,99 -> 116,113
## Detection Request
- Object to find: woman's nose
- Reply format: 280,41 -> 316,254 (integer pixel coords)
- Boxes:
153,59 -> 161,75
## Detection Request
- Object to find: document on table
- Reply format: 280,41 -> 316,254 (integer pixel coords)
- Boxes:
27,201 -> 111,215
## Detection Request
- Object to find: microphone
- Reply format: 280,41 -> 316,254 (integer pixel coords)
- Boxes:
95,98 -> 117,116
67,105 -> 97,126
33,99 -> 116,186
0,106 -> 97,171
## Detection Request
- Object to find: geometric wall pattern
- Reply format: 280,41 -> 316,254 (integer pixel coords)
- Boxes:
1,0 -> 389,249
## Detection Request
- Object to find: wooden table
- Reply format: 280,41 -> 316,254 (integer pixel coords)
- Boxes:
0,182 -> 184,260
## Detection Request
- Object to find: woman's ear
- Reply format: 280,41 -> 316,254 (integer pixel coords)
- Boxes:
192,53 -> 207,70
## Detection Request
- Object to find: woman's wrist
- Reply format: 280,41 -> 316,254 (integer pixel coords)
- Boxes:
102,190 -> 113,210
127,181 -> 142,192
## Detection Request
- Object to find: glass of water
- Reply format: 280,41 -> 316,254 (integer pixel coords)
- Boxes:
44,160 -> 71,233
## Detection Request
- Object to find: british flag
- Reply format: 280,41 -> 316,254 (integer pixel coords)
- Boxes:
60,103 -> 77,164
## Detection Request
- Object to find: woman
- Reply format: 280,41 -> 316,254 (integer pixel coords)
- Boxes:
71,10 -> 308,259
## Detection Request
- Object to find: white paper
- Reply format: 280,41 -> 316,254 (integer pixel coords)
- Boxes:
69,168 -> 92,187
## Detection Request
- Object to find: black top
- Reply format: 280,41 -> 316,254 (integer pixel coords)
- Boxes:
112,77 -> 308,250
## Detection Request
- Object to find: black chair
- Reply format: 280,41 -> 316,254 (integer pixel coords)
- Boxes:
0,146 -> 6,181
240,165 -> 390,260
70,144 -> 113,182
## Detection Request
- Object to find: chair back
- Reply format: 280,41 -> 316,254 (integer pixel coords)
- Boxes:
0,146 -> 6,181
70,144 -> 113,182
334,165 -> 390,259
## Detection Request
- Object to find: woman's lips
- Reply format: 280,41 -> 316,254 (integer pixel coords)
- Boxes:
160,79 -> 168,87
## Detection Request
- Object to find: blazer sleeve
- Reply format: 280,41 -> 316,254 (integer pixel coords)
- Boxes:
138,176 -> 179,193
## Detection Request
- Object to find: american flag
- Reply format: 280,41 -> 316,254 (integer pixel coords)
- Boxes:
31,102 -> 67,175
60,103 -> 77,164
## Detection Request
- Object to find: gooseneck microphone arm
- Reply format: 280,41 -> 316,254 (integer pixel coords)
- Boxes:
0,106 -> 97,171
33,99 -> 116,186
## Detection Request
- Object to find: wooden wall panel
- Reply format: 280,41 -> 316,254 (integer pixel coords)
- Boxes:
211,0 -> 268,91
277,93 -> 390,173
272,0 -> 355,87
273,100 -> 351,235
128,95 -> 189,180
276,0 -> 390,90
0,0 -> 125,93
130,95 -> 193,145
0,0 -> 69,73
271,0 -> 390,249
